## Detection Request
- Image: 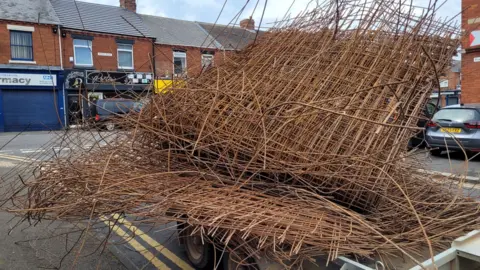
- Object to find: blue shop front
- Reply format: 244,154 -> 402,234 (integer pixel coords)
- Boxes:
0,68 -> 65,132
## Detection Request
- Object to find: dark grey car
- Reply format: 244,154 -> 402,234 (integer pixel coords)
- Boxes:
93,99 -> 143,130
426,104 -> 480,155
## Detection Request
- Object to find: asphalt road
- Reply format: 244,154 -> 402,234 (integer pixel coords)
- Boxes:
0,131 -> 194,270
0,131 -> 478,269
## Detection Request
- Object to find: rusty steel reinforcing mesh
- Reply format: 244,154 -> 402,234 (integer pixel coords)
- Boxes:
0,0 -> 479,269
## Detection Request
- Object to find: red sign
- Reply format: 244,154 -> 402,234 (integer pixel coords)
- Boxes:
471,31 -> 480,47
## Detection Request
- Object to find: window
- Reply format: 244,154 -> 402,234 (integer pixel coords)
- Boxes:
73,39 -> 93,66
10,31 -> 33,61
173,51 -> 187,75
201,53 -> 214,68
117,44 -> 133,69
433,109 -> 478,123
447,96 -> 459,106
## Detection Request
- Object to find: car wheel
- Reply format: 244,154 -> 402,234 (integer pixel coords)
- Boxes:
105,122 -> 115,131
429,149 -> 442,156
183,229 -> 214,269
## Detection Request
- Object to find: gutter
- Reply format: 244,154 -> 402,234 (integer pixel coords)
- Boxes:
152,38 -> 156,80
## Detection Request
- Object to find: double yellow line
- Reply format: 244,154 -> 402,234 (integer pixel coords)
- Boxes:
101,214 -> 193,270
0,153 -> 192,269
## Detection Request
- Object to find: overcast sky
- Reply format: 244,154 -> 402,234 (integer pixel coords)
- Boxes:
79,0 -> 461,28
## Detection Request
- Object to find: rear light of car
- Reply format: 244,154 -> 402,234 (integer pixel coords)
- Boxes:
426,121 -> 437,127
464,121 -> 480,129
95,114 -> 100,121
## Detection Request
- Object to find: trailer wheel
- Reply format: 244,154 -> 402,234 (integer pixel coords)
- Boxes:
184,231 -> 214,269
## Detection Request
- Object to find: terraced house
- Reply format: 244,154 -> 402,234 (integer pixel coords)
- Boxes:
0,0 -> 65,132
0,0 -> 261,130
49,0 -> 156,125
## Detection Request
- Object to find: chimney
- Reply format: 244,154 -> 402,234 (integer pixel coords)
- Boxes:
120,0 -> 136,12
240,17 -> 255,30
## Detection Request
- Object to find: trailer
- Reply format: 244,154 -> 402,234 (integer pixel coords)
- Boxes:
181,230 -> 480,270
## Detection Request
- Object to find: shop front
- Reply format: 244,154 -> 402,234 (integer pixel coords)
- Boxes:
0,69 -> 65,132
429,89 -> 461,107
64,70 -> 153,125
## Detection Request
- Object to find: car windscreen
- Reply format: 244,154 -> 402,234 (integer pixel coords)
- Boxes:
97,101 -> 135,115
432,108 -> 478,123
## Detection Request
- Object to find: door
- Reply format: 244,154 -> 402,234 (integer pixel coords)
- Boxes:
2,90 -> 61,132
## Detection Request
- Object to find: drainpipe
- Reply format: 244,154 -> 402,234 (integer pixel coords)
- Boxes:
152,38 -> 156,88
58,25 -> 63,69
58,25 -> 67,127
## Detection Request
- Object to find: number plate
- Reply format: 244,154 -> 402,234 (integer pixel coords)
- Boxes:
440,128 -> 461,133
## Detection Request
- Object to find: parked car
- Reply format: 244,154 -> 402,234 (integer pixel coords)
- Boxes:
425,104 -> 480,155
408,102 -> 439,149
93,99 -> 143,130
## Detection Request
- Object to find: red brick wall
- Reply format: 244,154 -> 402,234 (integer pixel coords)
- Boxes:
461,52 -> 480,103
462,0 -> 480,49
62,30 -> 153,72
0,21 -> 60,66
462,0 -> 480,103
439,70 -> 461,90
153,44 -> 220,78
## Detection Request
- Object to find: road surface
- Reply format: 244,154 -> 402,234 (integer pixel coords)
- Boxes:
0,131 -> 478,269
0,131 -> 193,270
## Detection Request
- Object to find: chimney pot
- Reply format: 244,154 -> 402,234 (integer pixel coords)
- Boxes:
240,17 -> 255,30
120,0 -> 136,13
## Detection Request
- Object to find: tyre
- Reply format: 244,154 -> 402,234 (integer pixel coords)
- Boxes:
183,229 -> 214,269
429,149 -> 442,156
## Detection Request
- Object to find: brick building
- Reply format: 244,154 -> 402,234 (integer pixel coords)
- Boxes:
140,15 -> 221,80
461,0 -> 480,103
0,0 -> 263,130
50,0 -> 156,124
430,60 -> 462,107
0,0 -> 66,132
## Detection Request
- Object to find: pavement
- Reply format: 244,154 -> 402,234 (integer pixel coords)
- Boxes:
0,131 -> 478,269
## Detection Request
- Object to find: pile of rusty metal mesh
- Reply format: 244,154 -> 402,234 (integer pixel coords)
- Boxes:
2,0 -> 479,268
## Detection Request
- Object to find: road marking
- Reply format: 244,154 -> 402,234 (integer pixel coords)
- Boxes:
0,153 -> 35,162
417,169 -> 480,182
416,169 -> 480,189
20,149 -> 46,153
113,214 -> 194,270
0,160 -> 17,168
100,216 -> 171,270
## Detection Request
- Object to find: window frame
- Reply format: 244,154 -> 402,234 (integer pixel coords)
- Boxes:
173,51 -> 187,76
117,43 -> 134,70
201,53 -> 214,68
10,30 -> 34,61
73,39 -> 93,67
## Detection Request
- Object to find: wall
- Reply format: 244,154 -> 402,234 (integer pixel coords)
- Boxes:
0,21 -> 60,66
461,0 -> 480,103
439,70 -> 461,91
460,52 -> 480,103
153,44 -> 221,78
61,30 -> 154,72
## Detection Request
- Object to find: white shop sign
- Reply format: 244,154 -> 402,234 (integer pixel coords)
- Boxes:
439,80 -> 448,88
474,57 -> 480,63
0,73 -> 57,86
